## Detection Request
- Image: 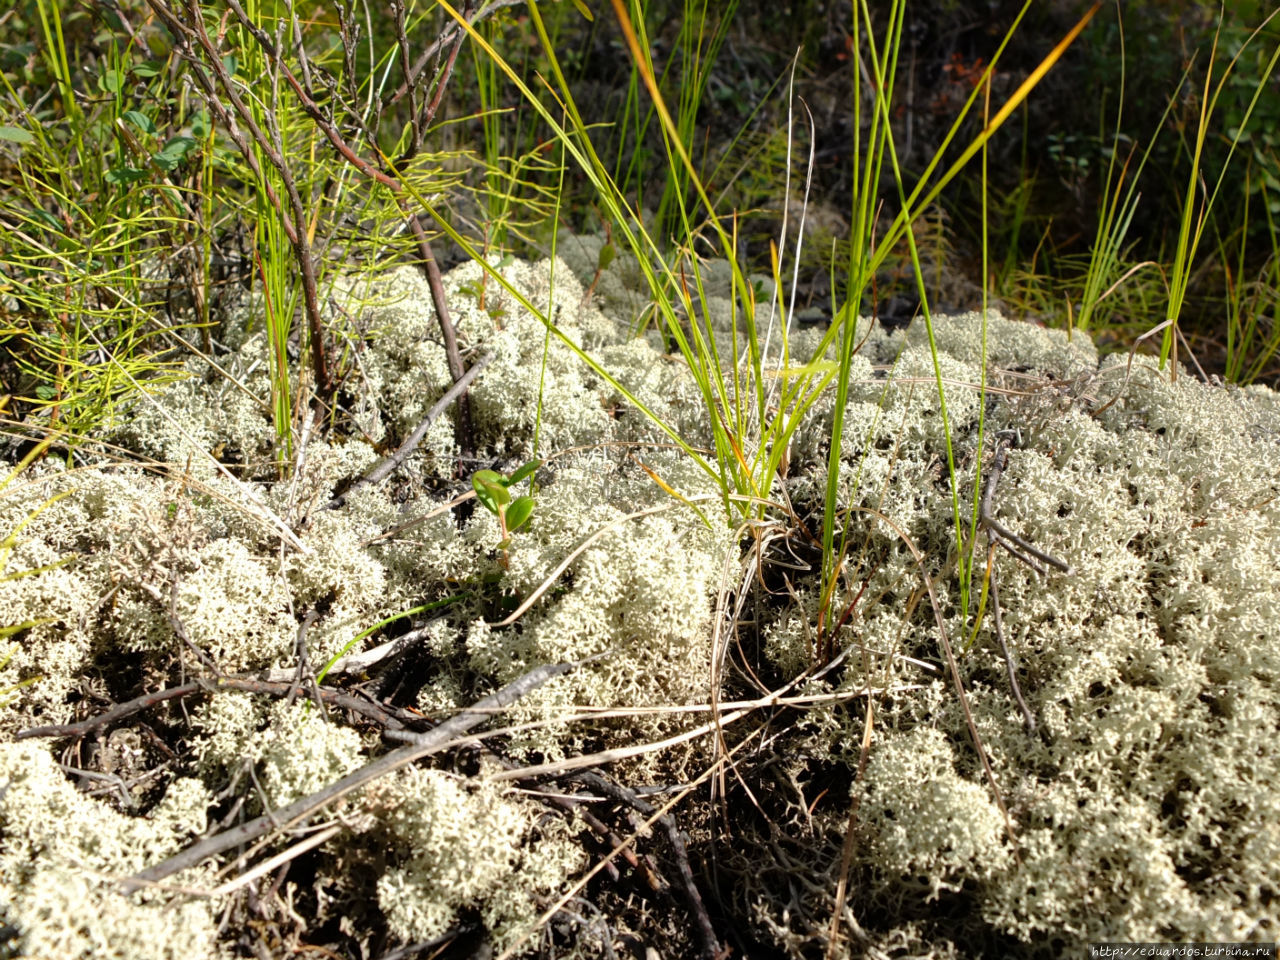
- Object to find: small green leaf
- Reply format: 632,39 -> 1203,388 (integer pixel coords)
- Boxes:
596,242 -> 615,271
506,496 -> 534,532
191,109 -> 212,139
495,537 -> 513,551
153,135 -> 197,170
472,469 -> 508,489
569,0 -> 594,21
0,126 -> 34,144
222,55 -> 239,77
508,459 -> 540,486
105,165 -> 147,184
131,61 -> 162,78
99,69 -> 124,93
121,110 -> 156,136
165,135 -> 197,157
472,470 -> 510,513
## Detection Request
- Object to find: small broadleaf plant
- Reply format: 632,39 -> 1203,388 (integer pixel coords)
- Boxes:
472,460 -> 539,562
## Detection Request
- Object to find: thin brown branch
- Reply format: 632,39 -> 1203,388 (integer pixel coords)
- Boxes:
169,572 -> 223,677
216,677 -> 410,729
417,5 -> 469,135
391,0 -> 422,156
166,0 -> 489,424
987,558 -> 1038,735
571,771 -> 720,960
326,351 -> 493,509
282,608 -> 320,709
825,697 -> 874,958
14,675 -> 411,743
14,683 -> 201,741
386,0 -> 526,108
119,660 -> 581,893
142,2 -> 283,213
145,0 -> 334,397
839,505 -> 1023,867
220,0 -> 403,192
978,429 -> 1068,736
411,219 -> 476,466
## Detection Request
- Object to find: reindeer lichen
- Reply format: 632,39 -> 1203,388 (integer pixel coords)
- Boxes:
366,767 -> 584,949
0,741 -> 220,960
770,308 -> 1279,950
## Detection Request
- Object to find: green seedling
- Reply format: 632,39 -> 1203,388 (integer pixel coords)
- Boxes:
472,460 -> 539,563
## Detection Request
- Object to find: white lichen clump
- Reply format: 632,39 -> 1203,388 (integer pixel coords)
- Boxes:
763,308 -> 1280,951
857,726 -> 1010,889
366,768 -> 584,949
0,741 -> 220,960
0,250 -> 730,954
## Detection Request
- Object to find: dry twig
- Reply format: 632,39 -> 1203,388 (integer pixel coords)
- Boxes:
979,429 -> 1074,735
16,676 -> 413,742
119,660 -> 581,893
325,351 -> 494,509
571,771 -> 720,960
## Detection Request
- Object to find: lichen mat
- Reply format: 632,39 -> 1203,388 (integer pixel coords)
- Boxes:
2,239 -> 1278,957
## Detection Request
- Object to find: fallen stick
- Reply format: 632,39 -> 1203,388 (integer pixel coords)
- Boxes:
571,771 -> 720,960
119,659 -> 578,894
326,351 -> 494,509
15,683 -> 201,742
16,677 -> 413,742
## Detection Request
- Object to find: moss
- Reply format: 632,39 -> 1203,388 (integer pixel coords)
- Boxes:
190,690 -> 264,775
899,308 -> 1099,379
257,700 -> 365,807
0,244 -> 740,956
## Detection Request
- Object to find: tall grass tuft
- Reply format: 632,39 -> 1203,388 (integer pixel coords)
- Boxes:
436,0 -> 1102,639
1221,164 -> 1280,384
1162,8 -> 1280,377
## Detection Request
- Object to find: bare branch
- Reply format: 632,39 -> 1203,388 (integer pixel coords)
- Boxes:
146,0 -> 335,396
119,660 -> 581,893
326,351 -> 493,509
386,0 -> 526,108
